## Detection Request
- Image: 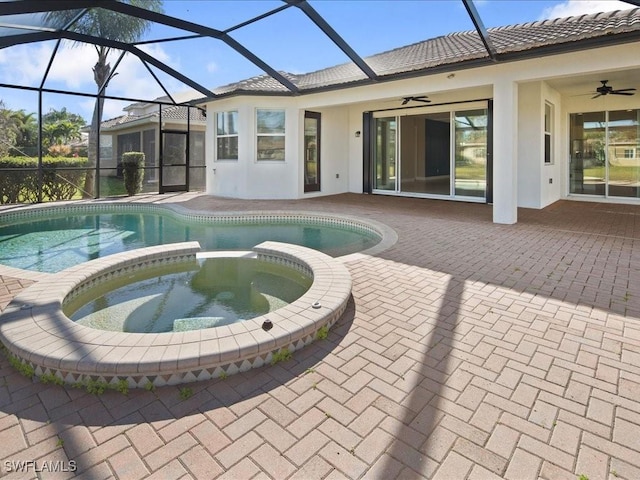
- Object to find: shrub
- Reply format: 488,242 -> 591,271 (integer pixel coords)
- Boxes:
47,144 -> 72,157
0,156 -> 89,204
121,152 -> 144,196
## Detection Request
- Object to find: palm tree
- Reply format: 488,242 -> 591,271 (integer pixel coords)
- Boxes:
43,121 -> 82,148
0,101 -> 18,157
46,1 -> 163,197
8,110 -> 38,155
41,108 -> 86,148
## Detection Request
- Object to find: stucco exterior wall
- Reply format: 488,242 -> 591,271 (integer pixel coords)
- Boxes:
518,82 -> 543,208
541,82 -> 563,208
297,106 -> 350,198
202,41 -> 640,221
516,81 -> 563,210
207,98 -> 299,199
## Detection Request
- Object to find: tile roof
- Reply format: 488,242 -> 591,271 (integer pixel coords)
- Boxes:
211,7 -> 640,96
101,104 -> 206,131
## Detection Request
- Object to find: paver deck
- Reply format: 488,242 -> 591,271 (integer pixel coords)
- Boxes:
1,193 -> 640,479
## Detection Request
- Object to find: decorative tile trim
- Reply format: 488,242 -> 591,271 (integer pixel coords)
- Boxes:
0,201 -> 397,279
0,241 -> 351,388
0,202 -> 383,238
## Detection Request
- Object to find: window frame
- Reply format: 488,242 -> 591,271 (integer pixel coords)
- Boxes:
544,102 -> 554,165
256,108 -> 286,162
215,110 -> 238,162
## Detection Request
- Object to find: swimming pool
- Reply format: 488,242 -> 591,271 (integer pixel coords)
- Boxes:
0,203 -> 387,273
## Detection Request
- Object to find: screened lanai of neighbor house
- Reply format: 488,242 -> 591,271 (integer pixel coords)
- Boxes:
1,0 -> 640,223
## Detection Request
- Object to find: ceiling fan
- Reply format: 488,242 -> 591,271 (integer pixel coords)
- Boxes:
592,80 -> 636,99
401,95 -> 430,105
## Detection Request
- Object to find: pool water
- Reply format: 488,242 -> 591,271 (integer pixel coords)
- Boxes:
0,210 -> 380,273
63,257 -> 313,333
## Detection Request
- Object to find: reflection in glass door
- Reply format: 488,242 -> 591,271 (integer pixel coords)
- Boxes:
161,131 -> 188,193
374,117 -> 397,191
304,111 -> 321,192
400,113 -> 450,195
608,109 -> 640,198
570,112 -> 606,195
454,109 -> 487,197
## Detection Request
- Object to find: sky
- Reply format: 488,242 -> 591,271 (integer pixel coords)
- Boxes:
0,0 -> 636,122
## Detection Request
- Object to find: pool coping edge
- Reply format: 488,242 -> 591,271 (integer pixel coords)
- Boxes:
0,241 -> 352,388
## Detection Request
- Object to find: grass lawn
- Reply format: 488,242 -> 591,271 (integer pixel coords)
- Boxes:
455,163 -> 486,180
99,176 -> 127,197
584,166 -> 640,182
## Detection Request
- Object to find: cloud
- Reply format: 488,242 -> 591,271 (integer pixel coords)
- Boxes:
0,43 -> 59,87
77,98 -> 130,122
540,0 -> 634,20
206,62 -> 218,73
0,40 -> 192,119
47,43 -> 101,90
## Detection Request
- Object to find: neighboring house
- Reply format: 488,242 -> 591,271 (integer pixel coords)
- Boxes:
99,95 -> 206,193
197,8 -> 640,224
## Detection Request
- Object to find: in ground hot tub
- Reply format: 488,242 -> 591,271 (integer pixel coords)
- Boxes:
64,256 -> 313,333
0,241 -> 351,388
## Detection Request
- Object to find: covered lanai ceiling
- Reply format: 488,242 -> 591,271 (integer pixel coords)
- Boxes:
0,0 -> 639,107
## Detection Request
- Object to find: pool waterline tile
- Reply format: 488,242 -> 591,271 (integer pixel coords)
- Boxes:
0,203 -> 392,275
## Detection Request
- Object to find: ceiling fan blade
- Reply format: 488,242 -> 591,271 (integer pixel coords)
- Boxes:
591,93 -> 603,99
401,96 -> 430,105
611,91 -> 635,96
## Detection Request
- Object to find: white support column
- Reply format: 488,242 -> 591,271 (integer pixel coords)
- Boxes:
492,79 -> 519,224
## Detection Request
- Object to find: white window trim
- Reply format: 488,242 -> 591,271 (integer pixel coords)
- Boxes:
215,111 -> 238,162
255,108 -> 286,162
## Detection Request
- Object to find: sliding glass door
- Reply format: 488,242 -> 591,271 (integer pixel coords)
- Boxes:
454,109 -> 488,198
609,109 -> 640,198
570,109 -> 640,198
570,112 -> 606,195
374,117 -> 397,191
399,112 -> 450,195
373,105 -> 488,200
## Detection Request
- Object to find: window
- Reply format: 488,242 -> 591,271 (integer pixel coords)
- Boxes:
216,111 -> 238,161
569,109 -> 640,198
256,109 -> 285,161
544,102 -> 553,164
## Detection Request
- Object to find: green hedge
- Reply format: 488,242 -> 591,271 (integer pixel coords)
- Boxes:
0,156 -> 89,204
122,152 -> 144,196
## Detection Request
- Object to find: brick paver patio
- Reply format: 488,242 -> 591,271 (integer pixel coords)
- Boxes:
1,193 -> 639,479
